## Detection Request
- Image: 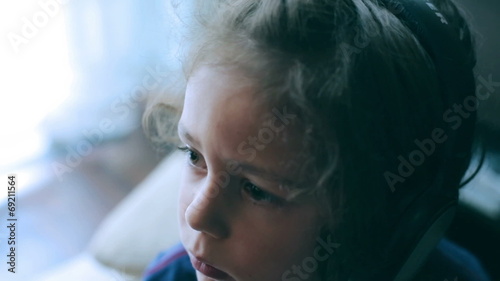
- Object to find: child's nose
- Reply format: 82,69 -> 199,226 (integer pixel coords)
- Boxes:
185,176 -> 230,239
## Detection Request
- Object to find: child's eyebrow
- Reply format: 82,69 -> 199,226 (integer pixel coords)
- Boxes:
177,123 -> 200,147
236,162 -> 294,186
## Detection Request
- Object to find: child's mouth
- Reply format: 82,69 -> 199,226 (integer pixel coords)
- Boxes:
191,256 -> 230,280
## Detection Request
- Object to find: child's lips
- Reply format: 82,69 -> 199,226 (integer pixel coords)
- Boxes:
191,256 -> 230,280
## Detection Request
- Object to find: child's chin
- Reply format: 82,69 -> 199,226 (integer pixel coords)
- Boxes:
199,271 -> 239,281
196,271 -> 223,281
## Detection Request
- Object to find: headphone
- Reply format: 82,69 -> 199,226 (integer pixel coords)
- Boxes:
350,0 -> 476,280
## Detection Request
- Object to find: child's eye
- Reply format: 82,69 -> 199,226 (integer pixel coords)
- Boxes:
177,146 -> 206,169
242,180 -> 283,206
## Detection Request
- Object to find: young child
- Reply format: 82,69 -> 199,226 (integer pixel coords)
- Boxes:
142,0 -> 491,280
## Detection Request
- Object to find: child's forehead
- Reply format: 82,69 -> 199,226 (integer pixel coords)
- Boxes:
187,68 -> 288,125
189,64 -> 255,90
187,65 -> 284,118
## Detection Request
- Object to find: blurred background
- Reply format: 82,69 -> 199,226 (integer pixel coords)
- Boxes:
0,0 -> 498,280
0,0 -> 189,280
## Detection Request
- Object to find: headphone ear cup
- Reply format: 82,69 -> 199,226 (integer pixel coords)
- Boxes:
390,196 -> 457,281
349,188 -> 457,281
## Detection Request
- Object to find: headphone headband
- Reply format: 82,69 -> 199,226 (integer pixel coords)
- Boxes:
380,0 -> 476,180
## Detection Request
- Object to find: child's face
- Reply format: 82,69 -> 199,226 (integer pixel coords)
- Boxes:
177,65 -> 325,281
